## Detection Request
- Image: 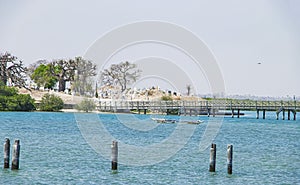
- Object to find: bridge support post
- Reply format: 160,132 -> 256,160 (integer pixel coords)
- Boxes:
293,111 -> 296,121
231,109 -> 234,118
256,110 -> 259,119
213,109 -> 216,117
207,109 -> 210,117
144,109 -> 147,115
263,110 -> 266,119
282,109 -> 285,120
237,109 -> 240,118
288,110 -> 290,120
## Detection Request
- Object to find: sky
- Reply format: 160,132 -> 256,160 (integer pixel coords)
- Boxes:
0,0 -> 299,97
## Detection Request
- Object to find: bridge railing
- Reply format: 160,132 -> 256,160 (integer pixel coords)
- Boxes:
97,99 -> 300,112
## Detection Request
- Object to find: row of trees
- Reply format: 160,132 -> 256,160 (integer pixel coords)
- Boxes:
1,52 -> 141,98
29,57 -> 97,94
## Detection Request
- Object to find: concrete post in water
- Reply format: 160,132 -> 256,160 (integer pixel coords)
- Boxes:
227,144 -> 233,174
4,138 -> 10,168
209,143 -> 216,172
111,141 -> 118,171
11,139 -> 20,170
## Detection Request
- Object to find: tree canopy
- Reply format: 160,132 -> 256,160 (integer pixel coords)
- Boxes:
0,52 -> 27,88
31,64 -> 58,89
100,61 -> 141,92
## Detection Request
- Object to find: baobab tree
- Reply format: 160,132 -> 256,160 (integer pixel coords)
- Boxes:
0,52 -> 26,87
100,61 -> 141,92
49,59 -> 77,92
72,57 -> 97,95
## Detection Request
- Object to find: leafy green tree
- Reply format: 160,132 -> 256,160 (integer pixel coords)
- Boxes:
31,64 -> 58,89
39,93 -> 64,111
75,98 -> 96,112
0,52 -> 26,87
0,82 -> 35,111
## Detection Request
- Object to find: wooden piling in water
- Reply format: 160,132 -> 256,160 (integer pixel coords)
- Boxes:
209,143 -> 216,172
256,110 -> 259,119
111,141 -> 118,171
283,109 -> 285,120
11,139 -> 20,170
237,109 -> 240,118
4,138 -> 10,168
263,110 -> 266,119
288,110 -> 290,120
231,109 -> 234,118
227,144 -> 233,174
294,111 -> 296,121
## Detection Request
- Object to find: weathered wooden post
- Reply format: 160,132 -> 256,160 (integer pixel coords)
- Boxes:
263,109 -> 266,119
227,144 -> 233,174
4,138 -> 10,168
282,109 -> 285,120
288,110 -> 290,120
237,109 -> 240,118
209,143 -> 216,172
256,110 -> 259,119
11,139 -> 20,170
294,111 -> 296,121
111,141 -> 118,171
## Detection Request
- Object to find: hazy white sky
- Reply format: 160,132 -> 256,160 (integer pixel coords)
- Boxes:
0,0 -> 299,97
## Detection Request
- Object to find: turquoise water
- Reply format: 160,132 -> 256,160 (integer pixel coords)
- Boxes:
0,111 -> 299,184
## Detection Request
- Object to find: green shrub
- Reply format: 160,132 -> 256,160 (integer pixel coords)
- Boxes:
75,98 -> 96,112
39,94 -> 64,111
161,95 -> 173,101
0,84 -> 35,111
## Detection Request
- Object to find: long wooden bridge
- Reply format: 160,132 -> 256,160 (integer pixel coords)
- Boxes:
97,100 -> 299,120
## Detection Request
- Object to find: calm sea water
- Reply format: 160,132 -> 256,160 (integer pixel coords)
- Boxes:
0,111 -> 299,184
